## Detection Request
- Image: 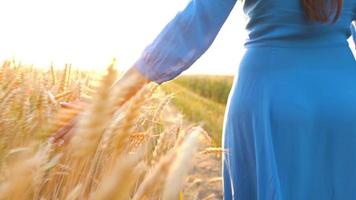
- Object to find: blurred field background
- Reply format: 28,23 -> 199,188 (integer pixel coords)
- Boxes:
0,60 -> 233,200
163,75 -> 234,146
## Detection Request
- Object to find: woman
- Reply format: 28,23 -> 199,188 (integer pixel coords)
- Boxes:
54,0 -> 356,199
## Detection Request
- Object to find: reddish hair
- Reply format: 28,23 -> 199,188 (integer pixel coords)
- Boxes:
301,0 -> 343,23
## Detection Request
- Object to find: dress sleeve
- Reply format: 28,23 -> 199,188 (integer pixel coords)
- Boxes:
133,0 -> 237,84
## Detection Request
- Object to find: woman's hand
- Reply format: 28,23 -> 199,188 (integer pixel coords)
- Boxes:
49,66 -> 151,146
48,100 -> 86,145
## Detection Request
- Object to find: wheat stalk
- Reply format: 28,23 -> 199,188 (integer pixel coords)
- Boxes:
132,150 -> 177,200
0,143 -> 53,200
90,148 -> 147,200
64,184 -> 83,200
69,64 -> 117,157
162,128 -> 202,200
110,84 -> 156,154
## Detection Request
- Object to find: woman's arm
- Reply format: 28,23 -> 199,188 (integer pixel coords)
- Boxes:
112,66 -> 151,101
132,0 -> 237,84
48,0 -> 237,143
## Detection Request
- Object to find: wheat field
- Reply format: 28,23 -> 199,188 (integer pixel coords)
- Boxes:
0,59 -> 224,200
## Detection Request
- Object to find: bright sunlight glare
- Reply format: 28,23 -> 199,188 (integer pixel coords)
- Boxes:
0,0 -> 354,74
0,0 -> 249,75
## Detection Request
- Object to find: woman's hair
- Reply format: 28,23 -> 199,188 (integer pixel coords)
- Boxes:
301,0 -> 343,23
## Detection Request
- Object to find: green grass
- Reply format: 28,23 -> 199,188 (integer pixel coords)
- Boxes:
173,75 -> 234,104
162,81 -> 228,146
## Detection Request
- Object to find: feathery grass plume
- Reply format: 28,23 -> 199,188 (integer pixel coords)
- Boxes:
47,91 -> 57,105
0,88 -> 26,151
162,128 -> 202,200
132,150 -> 177,200
150,126 -> 180,166
55,91 -> 73,101
207,177 -> 223,185
15,71 -> 25,87
59,64 -> 68,93
201,193 -> 217,200
0,60 -> 12,84
12,86 -> 29,122
99,105 -> 127,150
110,57 -> 117,72
0,88 -> 22,143
128,131 -> 149,149
199,147 -> 226,157
50,62 -> 57,86
91,85 -> 155,188
0,88 -> 22,116
83,84 -> 97,99
32,88 -> 52,137
0,61 -> 216,199
0,61 -> 8,83
65,184 -> 83,200
109,72 -> 150,112
0,79 -> 17,103
152,94 -> 173,124
173,126 -> 190,148
69,80 -> 84,101
0,143 -> 52,200
70,63 -> 117,157
89,148 -> 147,200
18,95 -> 32,141
66,64 -> 72,90
109,84 -> 157,153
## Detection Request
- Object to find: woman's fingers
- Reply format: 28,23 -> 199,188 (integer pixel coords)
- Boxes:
49,117 -> 77,145
49,100 -> 87,146
59,101 -> 73,109
59,100 -> 86,109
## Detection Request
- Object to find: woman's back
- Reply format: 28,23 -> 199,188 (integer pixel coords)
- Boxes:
243,0 -> 356,47
223,1 -> 356,199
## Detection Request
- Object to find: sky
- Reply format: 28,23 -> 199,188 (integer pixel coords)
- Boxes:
0,0 -> 354,75
0,0 -> 249,75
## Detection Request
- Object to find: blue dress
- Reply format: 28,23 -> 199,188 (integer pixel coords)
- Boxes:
133,0 -> 356,199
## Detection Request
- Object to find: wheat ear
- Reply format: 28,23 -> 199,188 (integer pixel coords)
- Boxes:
69,64 -> 117,157
162,128 -> 202,200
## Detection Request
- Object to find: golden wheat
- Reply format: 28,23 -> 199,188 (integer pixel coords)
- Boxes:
0,60 -> 220,200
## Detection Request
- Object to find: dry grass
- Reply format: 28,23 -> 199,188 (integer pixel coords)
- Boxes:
0,59 -> 221,200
